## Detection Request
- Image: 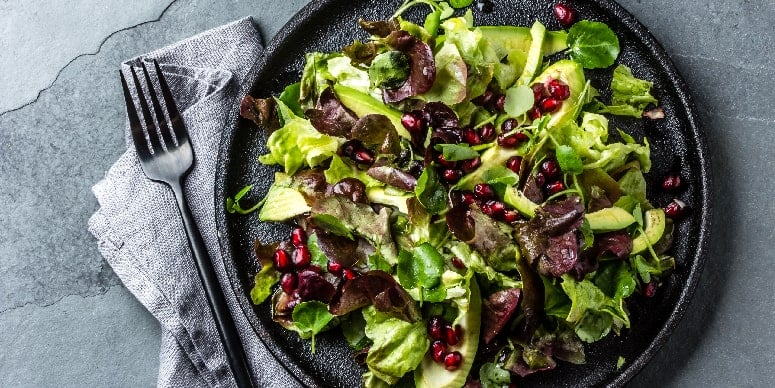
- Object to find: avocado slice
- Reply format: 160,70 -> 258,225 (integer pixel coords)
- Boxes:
515,21 -> 547,86
530,59 -> 586,128
366,187 -> 412,214
414,277 -> 481,388
332,83 -> 408,139
456,145 -> 521,190
504,186 -> 539,218
631,209 -> 666,254
257,173 -> 311,221
479,27 -> 568,60
585,207 -> 636,232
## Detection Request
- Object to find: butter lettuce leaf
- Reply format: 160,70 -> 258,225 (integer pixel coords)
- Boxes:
363,306 -> 429,385
594,64 -> 659,117
259,100 -> 342,175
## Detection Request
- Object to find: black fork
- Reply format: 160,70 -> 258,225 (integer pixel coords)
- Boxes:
120,60 -> 254,388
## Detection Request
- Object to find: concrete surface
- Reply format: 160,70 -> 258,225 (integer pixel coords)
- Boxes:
0,0 -> 772,386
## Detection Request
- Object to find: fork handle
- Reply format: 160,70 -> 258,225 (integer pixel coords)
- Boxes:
170,180 -> 254,388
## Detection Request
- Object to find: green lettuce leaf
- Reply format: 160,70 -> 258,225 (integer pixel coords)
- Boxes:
293,301 -> 335,353
249,261 -> 280,305
324,154 -> 383,188
259,100 -> 342,175
415,167 -> 447,214
596,64 -> 658,117
363,306 -> 430,384
421,41 -> 467,105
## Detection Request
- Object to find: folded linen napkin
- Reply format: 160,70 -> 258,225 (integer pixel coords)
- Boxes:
88,18 -> 301,388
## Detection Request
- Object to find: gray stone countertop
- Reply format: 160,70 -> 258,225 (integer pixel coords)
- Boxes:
0,0 -> 772,386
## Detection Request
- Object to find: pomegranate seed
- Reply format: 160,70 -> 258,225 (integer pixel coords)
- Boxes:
480,202 -> 494,217
444,351 -> 463,371
644,281 -> 657,298
506,156 -> 522,173
461,191 -> 477,206
539,97 -> 561,113
428,316 -> 445,341
451,257 -> 466,269
472,90 -> 494,106
488,200 -> 506,218
497,133 -> 519,148
553,3 -> 576,27
292,246 -> 311,268
306,264 -> 323,273
327,261 -> 343,276
343,268 -> 358,280
339,139 -> 362,157
663,198 -> 688,218
545,181 -> 565,195
444,324 -> 459,346
435,153 -> 456,168
548,79 -> 570,100
473,183 -> 495,200
463,128 -> 482,145
290,226 -> 307,247
532,83 -> 547,102
494,94 -> 506,112
501,118 -> 519,134
455,325 -> 464,342
272,249 -> 293,273
541,158 -> 561,179
528,106 -> 542,120
535,172 -> 546,187
479,123 -> 496,142
401,111 -> 425,133
280,272 -> 297,294
662,174 -> 683,190
354,149 -> 375,165
442,169 -> 463,183
461,157 -> 481,173
431,340 -> 447,363
503,210 -> 520,224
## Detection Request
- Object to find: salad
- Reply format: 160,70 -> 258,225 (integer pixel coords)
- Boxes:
231,1 -> 685,386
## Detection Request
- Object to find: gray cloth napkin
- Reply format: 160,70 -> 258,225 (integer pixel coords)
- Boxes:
88,18 -> 301,388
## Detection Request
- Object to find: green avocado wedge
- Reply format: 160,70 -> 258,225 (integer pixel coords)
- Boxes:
414,278 -> 481,388
631,209 -> 667,254
585,207 -> 636,232
480,26 -> 568,59
531,59 -> 586,128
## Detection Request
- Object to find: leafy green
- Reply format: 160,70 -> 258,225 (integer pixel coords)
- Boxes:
259,100 -> 342,175
594,261 -> 636,300
482,166 -> 519,187
370,51 -> 411,89
567,20 -> 620,69
324,155 -> 383,188
561,274 -> 630,342
617,356 -> 626,369
226,185 -> 265,215
341,312 -> 371,350
363,306 -> 429,384
422,41 -> 467,104
449,0 -> 473,7
397,244 -> 445,302
440,17 -> 499,99
554,113 -> 651,173
480,362 -> 512,388
278,82 -> 304,117
292,301 -> 335,352
618,168 -> 648,206
596,64 -> 658,117
300,52 -> 335,108
310,214 -> 355,240
307,233 -> 329,269
434,143 -> 479,161
257,173 -> 311,222
504,84 -> 535,117
415,167 -> 447,214
555,144 -> 584,175
249,261 -> 280,305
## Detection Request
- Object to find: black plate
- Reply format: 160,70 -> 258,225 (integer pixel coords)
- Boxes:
215,0 -> 712,386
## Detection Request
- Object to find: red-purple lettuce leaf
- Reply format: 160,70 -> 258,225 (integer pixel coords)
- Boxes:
446,205 -> 517,271
359,19 -> 400,38
366,165 -> 417,191
481,288 -> 522,345
297,269 -> 337,304
382,30 -> 436,103
513,196 -> 585,278
240,95 -> 280,130
572,231 -> 632,280
350,114 -> 401,155
329,270 -> 421,323
305,87 -> 358,137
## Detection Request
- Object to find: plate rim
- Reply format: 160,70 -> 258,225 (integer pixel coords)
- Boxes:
214,0 -> 713,386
